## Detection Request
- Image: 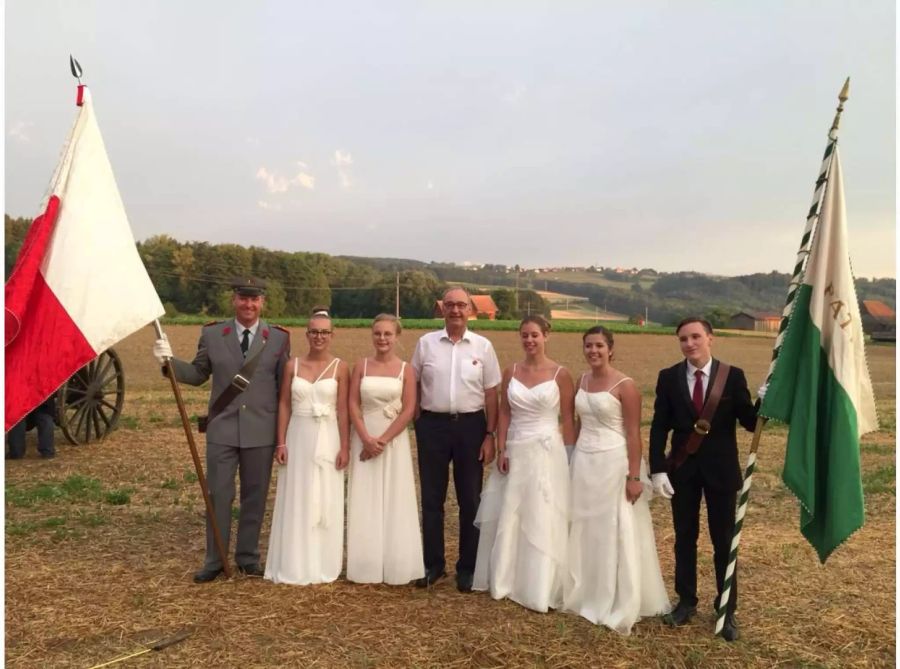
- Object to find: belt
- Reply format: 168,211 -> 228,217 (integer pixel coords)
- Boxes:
420,409 -> 483,421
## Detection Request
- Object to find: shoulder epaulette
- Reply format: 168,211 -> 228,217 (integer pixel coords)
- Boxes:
271,324 -> 290,335
203,320 -> 223,328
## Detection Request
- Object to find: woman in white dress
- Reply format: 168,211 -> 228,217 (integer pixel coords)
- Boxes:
346,314 -> 425,585
564,326 -> 671,634
474,315 -> 576,612
265,307 -> 350,585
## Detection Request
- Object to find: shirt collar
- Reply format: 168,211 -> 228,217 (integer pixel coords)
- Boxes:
235,319 -> 260,336
440,327 -> 471,343
687,358 -> 713,377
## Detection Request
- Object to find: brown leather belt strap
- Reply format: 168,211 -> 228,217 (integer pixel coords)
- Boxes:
208,338 -> 269,420
667,362 -> 731,472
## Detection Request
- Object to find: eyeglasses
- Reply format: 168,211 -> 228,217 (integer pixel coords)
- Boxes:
307,329 -> 332,337
443,301 -> 469,310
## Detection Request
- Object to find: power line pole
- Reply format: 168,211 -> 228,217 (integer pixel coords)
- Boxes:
395,271 -> 400,317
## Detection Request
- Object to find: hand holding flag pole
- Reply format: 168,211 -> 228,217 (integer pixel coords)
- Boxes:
714,78 -> 852,637
153,319 -> 233,580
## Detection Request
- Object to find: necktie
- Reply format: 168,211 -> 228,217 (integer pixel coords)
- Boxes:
692,369 -> 704,414
241,329 -> 250,357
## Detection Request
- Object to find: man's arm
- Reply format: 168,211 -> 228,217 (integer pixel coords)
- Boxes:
167,330 -> 213,386
732,367 -> 758,433
648,369 -> 671,474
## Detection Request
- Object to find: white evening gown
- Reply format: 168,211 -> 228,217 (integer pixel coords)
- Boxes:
346,361 -> 425,584
473,370 -> 569,612
265,358 -> 344,585
564,378 -> 671,634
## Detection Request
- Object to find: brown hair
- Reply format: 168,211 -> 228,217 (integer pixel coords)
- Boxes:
675,316 -> 713,335
519,314 -> 551,335
582,325 -> 614,348
373,313 -> 402,334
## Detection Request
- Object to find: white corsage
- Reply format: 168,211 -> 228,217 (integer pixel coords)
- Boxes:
382,399 -> 403,419
311,403 -> 332,420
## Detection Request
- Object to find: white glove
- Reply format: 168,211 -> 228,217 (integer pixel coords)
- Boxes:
652,473 -> 675,499
757,383 -> 768,401
152,335 -> 173,364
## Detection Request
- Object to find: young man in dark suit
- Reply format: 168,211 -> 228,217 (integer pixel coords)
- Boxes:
649,317 -> 757,641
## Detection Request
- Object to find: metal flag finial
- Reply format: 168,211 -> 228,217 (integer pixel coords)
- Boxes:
830,76 -> 850,138
69,55 -> 83,83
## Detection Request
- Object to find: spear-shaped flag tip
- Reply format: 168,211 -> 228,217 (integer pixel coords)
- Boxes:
69,55 -> 83,80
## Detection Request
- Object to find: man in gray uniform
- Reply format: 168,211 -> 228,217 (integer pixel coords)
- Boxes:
153,277 -> 290,582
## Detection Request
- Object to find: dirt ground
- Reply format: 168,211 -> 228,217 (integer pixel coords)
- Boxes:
5,325 -> 896,668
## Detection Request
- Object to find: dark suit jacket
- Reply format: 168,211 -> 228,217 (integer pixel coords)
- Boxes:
169,318 -> 290,448
649,359 -> 757,492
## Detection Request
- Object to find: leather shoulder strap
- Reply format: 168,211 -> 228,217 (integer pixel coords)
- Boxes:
667,362 -> 731,470
208,337 -> 270,419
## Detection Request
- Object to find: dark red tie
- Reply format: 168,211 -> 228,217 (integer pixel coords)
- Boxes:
692,370 -> 704,414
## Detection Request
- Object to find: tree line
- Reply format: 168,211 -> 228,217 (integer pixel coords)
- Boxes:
5,215 -> 891,325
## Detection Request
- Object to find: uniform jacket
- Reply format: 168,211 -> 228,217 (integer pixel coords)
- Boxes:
169,318 -> 290,448
648,359 -> 757,492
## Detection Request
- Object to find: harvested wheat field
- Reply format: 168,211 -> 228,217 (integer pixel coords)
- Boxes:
5,325 -> 896,668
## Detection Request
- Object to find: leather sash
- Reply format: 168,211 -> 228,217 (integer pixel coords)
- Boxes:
666,362 -> 731,472
198,338 -> 269,433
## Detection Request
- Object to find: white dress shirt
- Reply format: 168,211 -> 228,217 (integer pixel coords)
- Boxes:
686,358 -> 713,398
235,320 -> 260,349
411,328 -> 502,414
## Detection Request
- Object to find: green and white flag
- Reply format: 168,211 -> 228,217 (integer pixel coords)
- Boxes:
761,146 -> 877,563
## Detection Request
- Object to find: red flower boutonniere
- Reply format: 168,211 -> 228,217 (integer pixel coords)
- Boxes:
222,326 -> 232,336
262,328 -> 270,340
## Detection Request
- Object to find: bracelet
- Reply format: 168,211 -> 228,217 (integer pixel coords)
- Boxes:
276,444 -> 286,448
626,475 -> 641,481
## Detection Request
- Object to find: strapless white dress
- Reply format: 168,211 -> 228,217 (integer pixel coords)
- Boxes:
473,376 -> 569,612
564,385 -> 671,634
265,359 -> 344,585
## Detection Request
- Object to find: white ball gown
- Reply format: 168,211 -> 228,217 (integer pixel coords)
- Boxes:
346,361 -> 425,584
564,376 -> 671,634
265,358 -> 344,585
473,368 -> 570,612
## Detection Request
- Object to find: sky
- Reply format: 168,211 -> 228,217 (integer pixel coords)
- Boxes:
4,1 -> 896,277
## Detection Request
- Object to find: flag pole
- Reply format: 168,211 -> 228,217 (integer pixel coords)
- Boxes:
153,319 -> 232,579
714,78 -> 850,637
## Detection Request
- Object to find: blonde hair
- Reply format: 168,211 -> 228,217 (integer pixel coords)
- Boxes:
373,313 -> 402,334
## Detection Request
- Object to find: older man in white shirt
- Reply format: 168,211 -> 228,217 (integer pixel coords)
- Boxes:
412,287 -> 501,592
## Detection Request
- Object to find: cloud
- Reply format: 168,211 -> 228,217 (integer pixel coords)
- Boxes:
257,200 -> 282,211
332,149 -> 354,189
502,84 -> 527,105
256,164 -> 315,194
8,121 -> 33,143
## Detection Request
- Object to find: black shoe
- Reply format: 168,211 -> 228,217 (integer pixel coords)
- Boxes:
664,601 -> 697,627
414,569 -> 446,588
193,567 -> 224,583
456,572 -> 474,593
5,453 -> 22,460
720,613 -> 740,642
40,452 -> 56,459
237,563 -> 264,577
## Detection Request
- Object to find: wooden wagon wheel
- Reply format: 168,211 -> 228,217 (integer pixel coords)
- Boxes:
57,348 -> 126,445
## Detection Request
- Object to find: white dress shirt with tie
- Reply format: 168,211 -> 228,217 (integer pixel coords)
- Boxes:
236,320 -> 260,353
686,358 -> 713,397
411,328 -> 502,414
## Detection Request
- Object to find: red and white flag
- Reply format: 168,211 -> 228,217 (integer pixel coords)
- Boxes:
5,85 -> 164,431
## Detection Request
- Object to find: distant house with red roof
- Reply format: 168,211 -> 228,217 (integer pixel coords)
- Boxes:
432,294 -> 499,320
728,311 -> 782,333
861,300 -> 895,339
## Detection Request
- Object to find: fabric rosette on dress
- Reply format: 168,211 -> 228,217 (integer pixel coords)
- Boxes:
564,386 -> 670,634
474,377 -> 570,612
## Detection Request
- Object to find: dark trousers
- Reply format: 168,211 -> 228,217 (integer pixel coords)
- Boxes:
671,475 -> 738,614
415,411 -> 486,576
7,410 -> 56,458
204,442 -> 275,570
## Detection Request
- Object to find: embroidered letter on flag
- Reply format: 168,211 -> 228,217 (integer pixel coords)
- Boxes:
760,147 -> 878,563
5,86 -> 164,431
